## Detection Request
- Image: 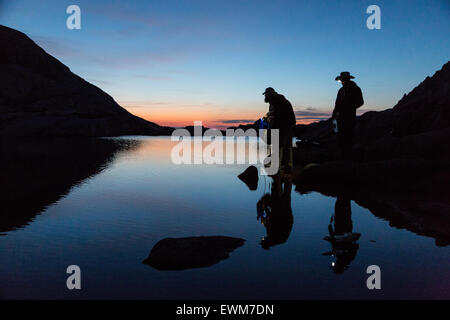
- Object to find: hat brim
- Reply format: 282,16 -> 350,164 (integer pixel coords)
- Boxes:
335,75 -> 355,81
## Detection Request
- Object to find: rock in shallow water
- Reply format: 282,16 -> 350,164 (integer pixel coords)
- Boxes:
238,165 -> 258,190
143,236 -> 245,270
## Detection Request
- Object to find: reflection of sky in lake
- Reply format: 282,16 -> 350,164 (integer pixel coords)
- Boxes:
0,137 -> 448,299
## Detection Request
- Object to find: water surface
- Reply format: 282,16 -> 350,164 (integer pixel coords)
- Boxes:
0,137 -> 448,299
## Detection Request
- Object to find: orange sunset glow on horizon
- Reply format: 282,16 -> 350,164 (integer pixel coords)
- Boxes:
124,103 -> 323,130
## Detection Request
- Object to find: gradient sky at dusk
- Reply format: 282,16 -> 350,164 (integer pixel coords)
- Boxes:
1,0 -> 449,128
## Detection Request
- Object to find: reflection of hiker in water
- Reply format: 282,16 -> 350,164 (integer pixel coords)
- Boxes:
331,72 -> 364,160
323,196 -> 360,274
257,175 -> 293,249
262,87 -> 296,173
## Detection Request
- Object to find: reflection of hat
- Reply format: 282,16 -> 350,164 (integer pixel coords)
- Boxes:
335,71 -> 355,81
262,87 -> 276,95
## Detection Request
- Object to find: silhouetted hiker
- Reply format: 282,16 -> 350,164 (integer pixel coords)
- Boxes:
323,196 -> 361,274
332,72 -> 364,160
257,175 -> 293,249
263,87 -> 296,173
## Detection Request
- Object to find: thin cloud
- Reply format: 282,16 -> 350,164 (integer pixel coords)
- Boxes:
294,110 -> 331,117
134,75 -> 172,82
219,119 -> 255,124
91,4 -> 162,28
294,108 -> 331,123
28,31 -> 204,71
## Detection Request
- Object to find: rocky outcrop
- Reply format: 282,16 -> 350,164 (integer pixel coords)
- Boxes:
363,61 -> 450,139
143,236 -> 245,270
295,61 -> 450,163
293,62 -> 450,240
0,25 -> 173,137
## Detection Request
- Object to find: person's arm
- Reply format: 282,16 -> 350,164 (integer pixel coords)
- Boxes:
332,90 -> 341,119
266,103 -> 276,125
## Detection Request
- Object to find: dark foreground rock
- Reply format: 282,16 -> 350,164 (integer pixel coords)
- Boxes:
238,165 -> 259,190
0,25 -> 173,137
143,236 -> 245,270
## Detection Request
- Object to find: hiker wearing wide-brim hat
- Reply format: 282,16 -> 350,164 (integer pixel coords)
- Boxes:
335,71 -> 355,82
331,71 -> 364,160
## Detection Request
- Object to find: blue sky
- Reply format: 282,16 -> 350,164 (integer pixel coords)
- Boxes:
1,0 -> 449,127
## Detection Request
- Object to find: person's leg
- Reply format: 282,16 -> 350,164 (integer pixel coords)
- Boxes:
343,138 -> 352,160
337,130 -> 346,160
287,131 -> 293,168
284,133 -> 293,173
278,130 -> 285,166
279,146 -> 284,171
279,131 -> 292,173
334,197 -> 353,235
338,122 -> 354,160
272,175 -> 282,196
286,146 -> 293,168
343,123 -> 355,160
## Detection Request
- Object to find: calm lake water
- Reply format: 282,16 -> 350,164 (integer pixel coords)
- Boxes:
0,136 -> 448,299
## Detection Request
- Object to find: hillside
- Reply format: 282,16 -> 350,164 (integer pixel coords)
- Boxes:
0,25 -> 173,137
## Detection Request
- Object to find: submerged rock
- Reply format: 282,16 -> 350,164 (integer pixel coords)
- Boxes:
143,236 -> 245,270
238,165 -> 259,190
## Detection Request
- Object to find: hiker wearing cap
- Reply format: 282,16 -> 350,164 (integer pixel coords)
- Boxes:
262,87 -> 296,173
332,72 -> 364,160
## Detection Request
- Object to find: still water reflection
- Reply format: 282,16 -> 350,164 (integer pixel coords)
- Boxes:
0,137 -> 448,299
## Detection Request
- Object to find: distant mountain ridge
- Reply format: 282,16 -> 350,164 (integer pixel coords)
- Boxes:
0,25 -> 173,137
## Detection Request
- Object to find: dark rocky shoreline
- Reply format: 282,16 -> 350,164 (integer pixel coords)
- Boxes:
290,62 -> 450,240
